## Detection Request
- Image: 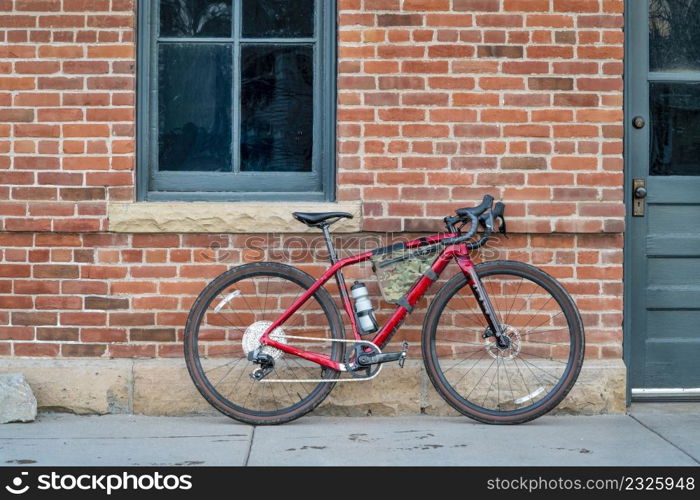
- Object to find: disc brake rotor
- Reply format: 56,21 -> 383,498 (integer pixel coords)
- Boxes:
486,324 -> 521,360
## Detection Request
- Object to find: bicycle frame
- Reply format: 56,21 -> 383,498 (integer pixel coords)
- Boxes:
260,232 -> 503,372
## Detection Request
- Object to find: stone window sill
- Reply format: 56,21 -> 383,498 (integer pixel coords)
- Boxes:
107,202 -> 362,234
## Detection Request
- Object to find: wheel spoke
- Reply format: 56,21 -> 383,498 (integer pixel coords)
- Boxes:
518,350 -> 570,365
441,345 -> 488,374
465,356 -> 496,400
504,277 -> 523,325
519,356 -> 561,386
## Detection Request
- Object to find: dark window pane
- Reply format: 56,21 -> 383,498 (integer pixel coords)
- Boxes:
241,45 -> 313,173
242,0 -> 314,38
158,44 -> 232,172
650,82 -> 700,175
160,0 -> 232,38
650,0 -> 700,72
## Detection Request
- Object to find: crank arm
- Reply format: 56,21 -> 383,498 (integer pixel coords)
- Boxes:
358,341 -> 409,367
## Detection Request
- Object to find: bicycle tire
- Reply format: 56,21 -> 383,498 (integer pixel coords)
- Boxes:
184,262 -> 344,425
422,260 -> 584,424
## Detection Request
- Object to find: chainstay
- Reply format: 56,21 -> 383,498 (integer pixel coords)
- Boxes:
258,335 -> 383,384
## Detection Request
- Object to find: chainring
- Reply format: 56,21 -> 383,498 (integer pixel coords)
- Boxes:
345,342 -> 382,379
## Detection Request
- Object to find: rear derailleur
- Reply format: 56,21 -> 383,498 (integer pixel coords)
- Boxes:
248,348 -> 274,381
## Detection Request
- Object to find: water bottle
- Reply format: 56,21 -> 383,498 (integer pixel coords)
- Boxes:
351,281 -> 378,335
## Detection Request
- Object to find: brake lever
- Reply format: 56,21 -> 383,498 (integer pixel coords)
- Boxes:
478,211 -> 494,232
493,202 -> 508,237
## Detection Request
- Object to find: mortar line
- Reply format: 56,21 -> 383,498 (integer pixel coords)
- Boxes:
244,426 -> 255,467
629,414 -> 700,465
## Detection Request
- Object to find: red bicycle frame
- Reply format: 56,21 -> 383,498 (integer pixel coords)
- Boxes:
260,232 -> 502,372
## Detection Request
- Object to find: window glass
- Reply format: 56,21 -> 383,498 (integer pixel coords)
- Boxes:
650,82 -> 700,176
650,0 -> 700,72
241,45 -> 314,173
158,44 -> 233,172
242,0 -> 314,38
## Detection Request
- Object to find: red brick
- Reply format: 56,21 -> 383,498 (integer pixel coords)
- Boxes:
81,266 -> 128,279
37,327 -> 79,341
0,265 -> 31,278
0,77 -> 35,90
34,265 -> 79,279
109,344 -> 156,359
60,312 -> 107,326
14,342 -> 60,357
0,109 -> 34,121
62,343 -> 106,357
130,328 -> 176,342
554,0 -> 599,12
132,235 -> 180,248
81,328 -> 127,343
12,311 -> 56,326
35,296 -> 82,310
454,0 -> 500,11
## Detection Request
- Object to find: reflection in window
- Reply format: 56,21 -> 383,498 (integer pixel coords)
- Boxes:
650,0 -> 700,72
241,46 -> 313,172
242,0 -> 315,38
650,82 -> 700,176
158,44 -> 232,172
160,0 -> 232,38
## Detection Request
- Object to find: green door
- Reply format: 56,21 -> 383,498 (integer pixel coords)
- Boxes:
627,0 -> 700,398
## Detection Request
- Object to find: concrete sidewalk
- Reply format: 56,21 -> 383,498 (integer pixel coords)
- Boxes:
0,404 -> 698,466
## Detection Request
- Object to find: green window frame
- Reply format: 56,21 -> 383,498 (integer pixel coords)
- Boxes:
137,0 -> 337,202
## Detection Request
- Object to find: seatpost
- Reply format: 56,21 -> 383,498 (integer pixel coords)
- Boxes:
320,223 -> 338,264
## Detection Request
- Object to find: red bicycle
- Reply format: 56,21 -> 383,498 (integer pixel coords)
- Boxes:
184,195 -> 584,425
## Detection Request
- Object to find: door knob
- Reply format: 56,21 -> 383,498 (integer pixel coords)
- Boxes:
633,179 -> 646,217
632,116 -> 645,129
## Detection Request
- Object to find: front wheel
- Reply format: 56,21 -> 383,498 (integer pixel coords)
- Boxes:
422,260 -> 584,424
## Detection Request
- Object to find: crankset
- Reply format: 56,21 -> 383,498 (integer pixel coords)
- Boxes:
345,340 -> 409,379
248,335 -> 409,384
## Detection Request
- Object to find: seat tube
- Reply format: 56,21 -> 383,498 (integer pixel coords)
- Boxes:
321,225 -> 361,339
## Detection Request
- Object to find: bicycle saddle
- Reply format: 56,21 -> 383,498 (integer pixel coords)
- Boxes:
292,212 -> 353,227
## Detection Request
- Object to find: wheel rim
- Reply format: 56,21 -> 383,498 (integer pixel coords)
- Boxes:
188,270 -> 340,417
431,268 -> 579,417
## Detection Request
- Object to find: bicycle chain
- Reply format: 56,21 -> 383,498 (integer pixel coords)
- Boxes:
257,335 -> 383,384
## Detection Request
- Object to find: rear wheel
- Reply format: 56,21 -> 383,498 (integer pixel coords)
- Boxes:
184,262 -> 344,425
422,260 -> 584,424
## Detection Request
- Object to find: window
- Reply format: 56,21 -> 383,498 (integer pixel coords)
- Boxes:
137,0 -> 336,201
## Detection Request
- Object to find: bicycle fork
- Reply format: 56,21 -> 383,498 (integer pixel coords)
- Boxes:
456,255 -> 509,348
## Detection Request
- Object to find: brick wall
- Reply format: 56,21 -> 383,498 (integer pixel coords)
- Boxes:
0,0 -> 624,361
336,0 -> 624,233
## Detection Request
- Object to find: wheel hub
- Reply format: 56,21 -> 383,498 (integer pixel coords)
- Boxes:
486,324 -> 521,360
242,321 -> 287,360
